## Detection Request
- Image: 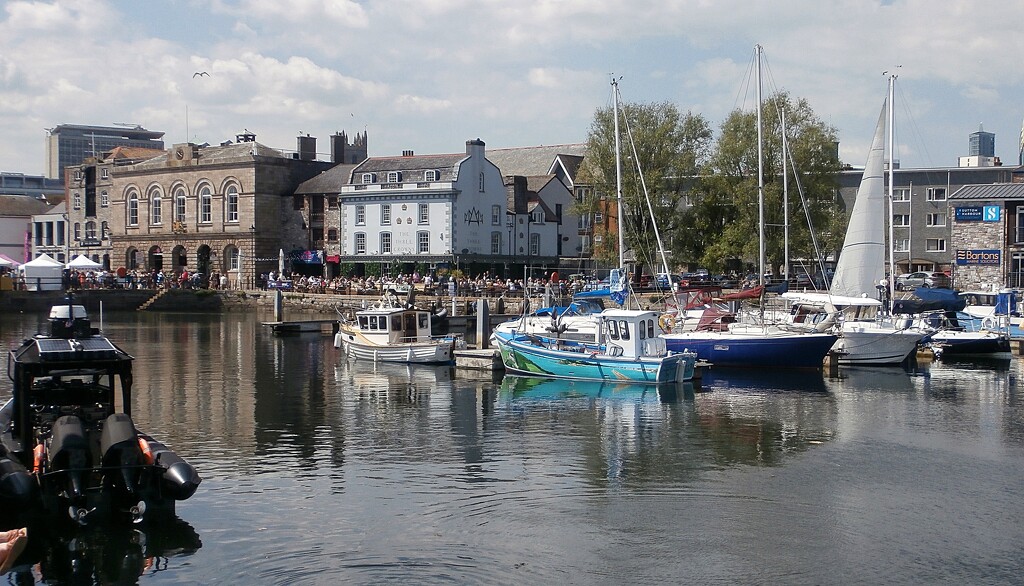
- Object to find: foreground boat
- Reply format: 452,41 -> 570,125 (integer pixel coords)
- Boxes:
334,293 -> 463,364
0,301 -> 200,526
495,309 -> 697,384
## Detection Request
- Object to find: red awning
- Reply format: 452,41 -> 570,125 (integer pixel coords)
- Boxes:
325,255 -> 340,263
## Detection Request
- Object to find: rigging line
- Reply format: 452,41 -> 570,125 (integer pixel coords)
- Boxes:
618,90 -> 677,283
894,80 -> 935,168
732,49 -> 759,115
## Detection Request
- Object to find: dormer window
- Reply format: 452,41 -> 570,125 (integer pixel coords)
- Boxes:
387,171 -> 402,183
424,169 -> 439,181
362,173 -> 376,184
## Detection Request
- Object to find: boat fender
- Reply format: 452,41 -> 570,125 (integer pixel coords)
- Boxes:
333,331 -> 343,349
0,452 -> 37,508
138,437 -> 154,465
32,443 -> 45,473
982,317 -> 995,330
659,313 -> 674,333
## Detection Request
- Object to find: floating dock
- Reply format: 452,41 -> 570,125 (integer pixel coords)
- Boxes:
455,348 -> 503,371
262,319 -> 340,335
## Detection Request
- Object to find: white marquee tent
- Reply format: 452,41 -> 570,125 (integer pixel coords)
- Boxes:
20,254 -> 64,291
67,255 -> 102,270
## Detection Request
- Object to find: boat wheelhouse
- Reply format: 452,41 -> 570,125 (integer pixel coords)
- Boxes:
334,297 -> 461,364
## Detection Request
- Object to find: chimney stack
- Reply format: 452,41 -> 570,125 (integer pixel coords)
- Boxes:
297,134 -> 316,161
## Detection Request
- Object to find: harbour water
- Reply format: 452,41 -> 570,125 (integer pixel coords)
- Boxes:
1,309 -> 1022,584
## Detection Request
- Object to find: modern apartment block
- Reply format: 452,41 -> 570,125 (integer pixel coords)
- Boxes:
46,124 -> 165,182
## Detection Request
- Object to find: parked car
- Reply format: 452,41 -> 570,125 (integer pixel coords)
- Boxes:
895,271 -> 951,291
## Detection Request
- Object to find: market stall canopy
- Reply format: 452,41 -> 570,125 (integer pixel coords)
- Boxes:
67,255 -> 102,270
0,254 -> 20,267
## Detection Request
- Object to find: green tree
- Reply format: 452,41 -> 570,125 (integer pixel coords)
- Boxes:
576,99 -> 712,274
679,92 -> 845,276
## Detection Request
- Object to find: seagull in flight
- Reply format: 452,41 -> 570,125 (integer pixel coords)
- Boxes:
193,71 -> 209,78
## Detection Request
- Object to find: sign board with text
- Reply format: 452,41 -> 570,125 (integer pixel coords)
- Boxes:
955,249 -> 1001,265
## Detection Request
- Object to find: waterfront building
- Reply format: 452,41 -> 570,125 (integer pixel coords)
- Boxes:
948,180 -> 1024,290
65,147 -> 167,268
46,124 -> 164,182
29,201 -> 67,263
0,195 -> 52,263
837,163 -> 1021,278
105,133 -> 333,288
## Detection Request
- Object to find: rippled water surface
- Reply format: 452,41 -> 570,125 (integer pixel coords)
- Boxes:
1,310 -> 1022,584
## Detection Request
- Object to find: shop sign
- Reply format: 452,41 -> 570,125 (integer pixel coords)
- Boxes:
956,249 -> 1001,265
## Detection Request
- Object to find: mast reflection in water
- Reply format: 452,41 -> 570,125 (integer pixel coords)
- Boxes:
0,310 -> 1021,584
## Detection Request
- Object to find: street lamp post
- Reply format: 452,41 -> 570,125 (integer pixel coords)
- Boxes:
249,223 -> 256,289
506,217 -> 515,277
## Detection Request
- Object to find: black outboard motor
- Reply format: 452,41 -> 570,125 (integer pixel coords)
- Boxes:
100,413 -> 143,496
48,415 -> 90,498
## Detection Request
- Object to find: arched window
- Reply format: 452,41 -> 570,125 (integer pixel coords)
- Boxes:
174,188 -> 186,222
101,221 -> 109,239
74,222 -> 81,240
127,192 -> 139,226
226,184 -> 239,223
199,185 -> 212,223
150,188 -> 162,225
85,221 -> 96,239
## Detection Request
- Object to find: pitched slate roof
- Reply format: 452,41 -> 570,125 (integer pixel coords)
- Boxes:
949,183 -> 1024,200
0,194 -> 51,216
128,142 -> 286,170
486,144 -> 585,178
103,146 -> 165,162
295,164 -> 359,194
351,153 -> 466,182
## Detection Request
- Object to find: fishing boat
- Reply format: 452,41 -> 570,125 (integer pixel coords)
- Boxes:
334,291 -> 463,364
0,300 -> 201,526
782,76 -> 926,365
495,309 -> 697,384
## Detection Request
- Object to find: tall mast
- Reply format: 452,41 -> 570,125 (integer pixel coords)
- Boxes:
612,78 -> 625,269
782,106 -> 790,284
756,45 -> 766,286
887,73 -> 896,308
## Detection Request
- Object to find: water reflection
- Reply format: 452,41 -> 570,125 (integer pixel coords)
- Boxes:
498,374 -> 692,403
8,519 -> 201,584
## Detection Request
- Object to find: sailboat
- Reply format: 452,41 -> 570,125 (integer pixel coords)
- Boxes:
782,74 -> 927,365
660,45 -> 839,369
493,79 -> 697,384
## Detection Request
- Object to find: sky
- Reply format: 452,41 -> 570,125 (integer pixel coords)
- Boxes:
2,0 -> 1024,177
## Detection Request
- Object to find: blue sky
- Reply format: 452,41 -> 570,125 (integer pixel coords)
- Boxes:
2,0 -> 1023,176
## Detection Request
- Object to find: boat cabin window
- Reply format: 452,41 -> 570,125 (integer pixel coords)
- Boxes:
359,316 -> 369,329
404,314 -> 415,331
618,320 -> 630,340
393,316 -> 403,331
418,313 -> 428,329
647,320 -> 655,339
639,322 -> 646,340
608,320 -> 620,340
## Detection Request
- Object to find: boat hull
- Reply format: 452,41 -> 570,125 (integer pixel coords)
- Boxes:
929,331 -> 1011,357
661,330 -> 837,369
341,337 -> 454,364
832,327 -> 924,365
496,337 -> 695,384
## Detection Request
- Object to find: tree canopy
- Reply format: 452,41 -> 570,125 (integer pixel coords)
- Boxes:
576,99 -> 712,272
579,90 -> 845,277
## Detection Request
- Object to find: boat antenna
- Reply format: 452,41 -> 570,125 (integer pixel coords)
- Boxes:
886,70 -> 898,314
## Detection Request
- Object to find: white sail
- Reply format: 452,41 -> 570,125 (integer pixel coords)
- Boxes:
830,104 -> 888,298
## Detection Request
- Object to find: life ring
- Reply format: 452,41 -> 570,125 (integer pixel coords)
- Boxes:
659,313 -> 674,333
981,316 -> 996,330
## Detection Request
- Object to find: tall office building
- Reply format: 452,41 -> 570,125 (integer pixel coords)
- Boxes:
45,124 -> 164,181
968,124 -> 995,157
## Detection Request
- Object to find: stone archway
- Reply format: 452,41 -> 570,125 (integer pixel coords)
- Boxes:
148,245 -> 164,271
171,245 -> 188,276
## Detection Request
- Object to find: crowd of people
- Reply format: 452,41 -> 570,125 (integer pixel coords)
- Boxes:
255,270 -> 585,298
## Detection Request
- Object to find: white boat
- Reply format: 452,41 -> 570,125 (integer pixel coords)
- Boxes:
333,295 -> 462,364
960,289 -> 1023,337
783,78 -> 926,365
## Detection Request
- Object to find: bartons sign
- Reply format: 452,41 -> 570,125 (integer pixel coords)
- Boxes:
955,249 -> 1001,265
